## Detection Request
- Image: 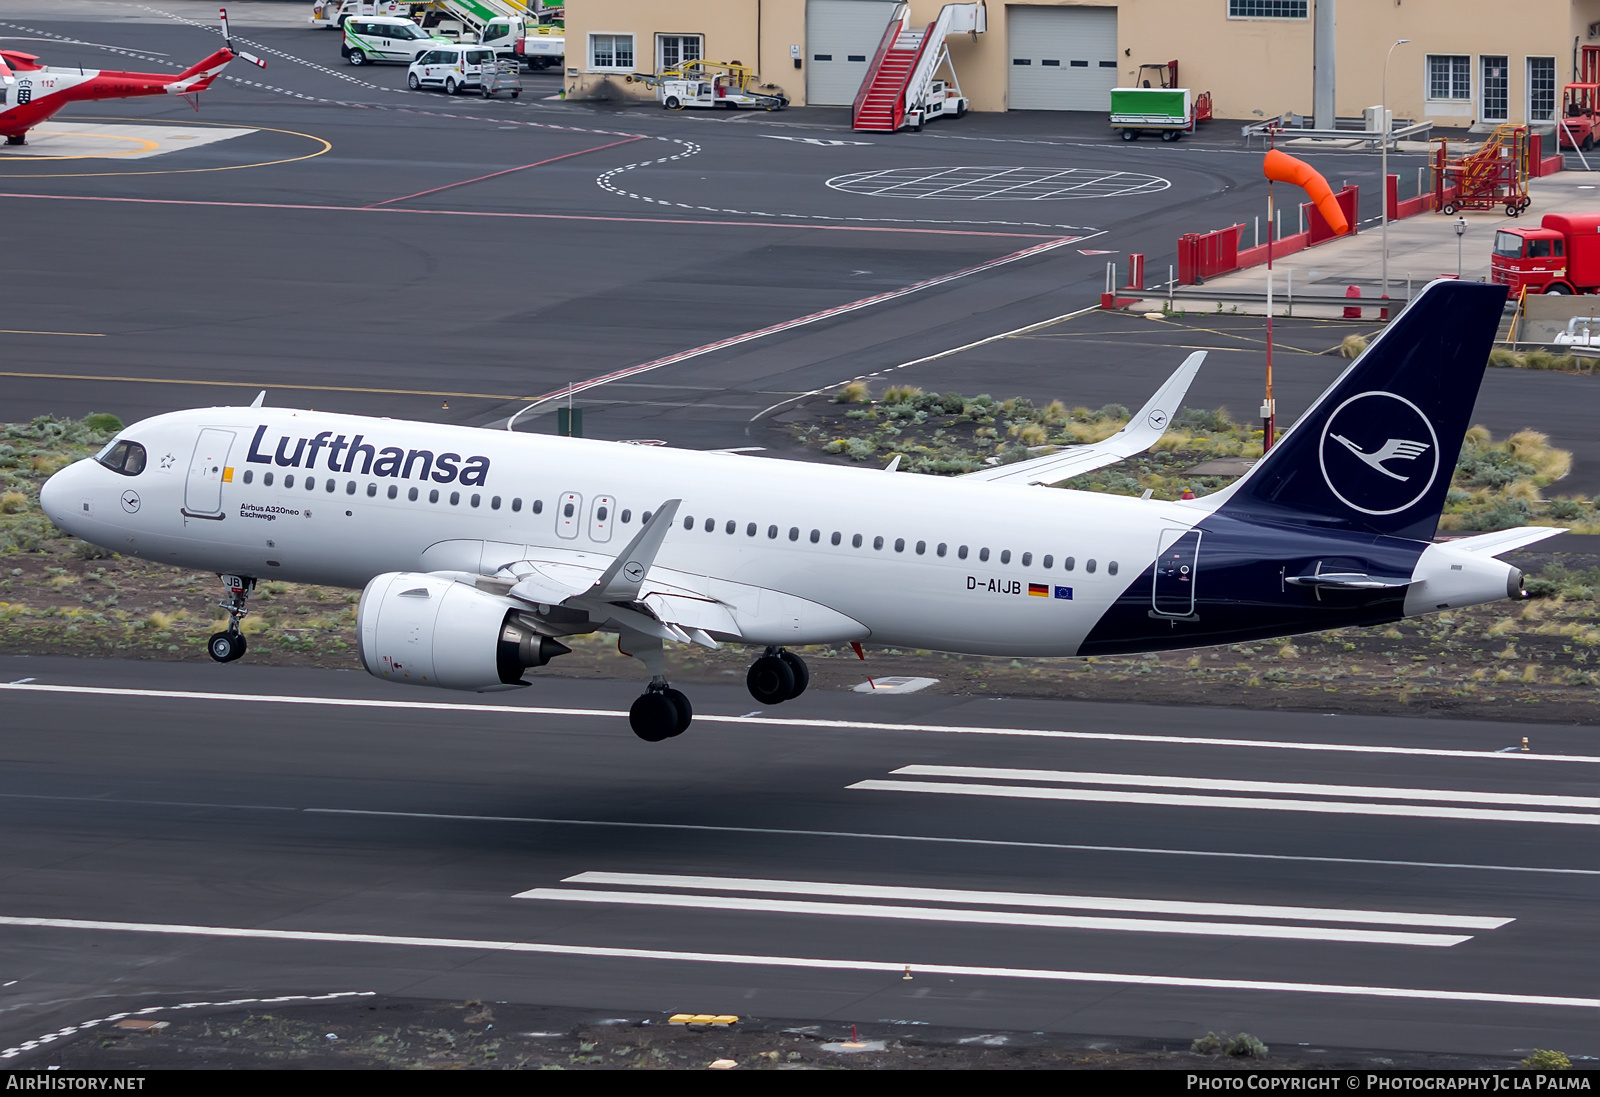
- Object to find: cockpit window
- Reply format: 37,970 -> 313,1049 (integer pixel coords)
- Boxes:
96,440 -> 147,476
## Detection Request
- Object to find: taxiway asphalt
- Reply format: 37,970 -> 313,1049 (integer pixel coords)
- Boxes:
0,656 -> 1595,1061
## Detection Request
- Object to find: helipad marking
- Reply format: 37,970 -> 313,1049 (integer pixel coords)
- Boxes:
0,123 -> 253,162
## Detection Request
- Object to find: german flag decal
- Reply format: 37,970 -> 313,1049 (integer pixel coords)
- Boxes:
1028,583 -> 1049,598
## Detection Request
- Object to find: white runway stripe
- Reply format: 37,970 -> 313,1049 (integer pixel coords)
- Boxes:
852,780 -> 1600,825
558,871 -> 1512,930
892,766 -> 1600,809
4,683 -> 1599,764
1,915 -> 1592,1010
517,888 -> 1474,946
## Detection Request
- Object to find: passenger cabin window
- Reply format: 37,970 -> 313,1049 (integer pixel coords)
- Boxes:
1086,559 -> 1097,573
1064,556 -> 1075,570
1108,561 -> 1119,575
429,489 -> 440,503
683,516 -> 694,530
408,487 -> 418,501
1021,552 -> 1031,566
851,534 -> 863,548
243,470 -> 254,484
264,472 -> 275,487
511,497 -> 521,511
285,475 -> 296,488
979,548 -> 990,562
388,485 -> 397,499
958,546 -> 968,559
1043,554 -> 1053,568
96,440 -> 147,476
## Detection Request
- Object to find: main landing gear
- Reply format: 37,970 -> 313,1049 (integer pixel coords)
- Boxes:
629,679 -> 693,742
207,573 -> 255,664
746,646 -> 809,705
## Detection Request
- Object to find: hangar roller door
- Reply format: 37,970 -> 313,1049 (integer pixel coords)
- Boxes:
806,0 -> 899,106
1008,5 -> 1119,112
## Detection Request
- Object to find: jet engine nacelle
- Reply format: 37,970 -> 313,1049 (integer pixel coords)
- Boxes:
357,572 -> 569,691
1402,543 -> 1524,617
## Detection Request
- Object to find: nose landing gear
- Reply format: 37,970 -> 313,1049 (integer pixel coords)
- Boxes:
207,573 -> 255,664
747,647 -> 809,704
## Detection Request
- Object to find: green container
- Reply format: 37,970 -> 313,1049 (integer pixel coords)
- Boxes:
1109,87 -> 1189,125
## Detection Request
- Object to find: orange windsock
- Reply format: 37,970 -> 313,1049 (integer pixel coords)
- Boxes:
1263,148 -> 1348,236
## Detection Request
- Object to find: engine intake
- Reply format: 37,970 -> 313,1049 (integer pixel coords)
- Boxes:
358,572 -> 570,691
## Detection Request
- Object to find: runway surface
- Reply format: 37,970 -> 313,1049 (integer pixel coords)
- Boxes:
0,655 -> 1595,1060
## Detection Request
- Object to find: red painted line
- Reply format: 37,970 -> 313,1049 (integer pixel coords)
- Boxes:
364,135 -> 646,208
504,235 -> 1083,429
0,191 -> 1065,239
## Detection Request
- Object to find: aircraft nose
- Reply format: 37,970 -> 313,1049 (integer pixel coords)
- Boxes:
38,459 -> 87,531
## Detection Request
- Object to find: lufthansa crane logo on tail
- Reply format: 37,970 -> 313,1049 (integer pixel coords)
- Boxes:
1318,391 -> 1440,516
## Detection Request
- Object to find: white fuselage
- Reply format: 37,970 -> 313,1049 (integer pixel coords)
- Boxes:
43,407 -> 1204,656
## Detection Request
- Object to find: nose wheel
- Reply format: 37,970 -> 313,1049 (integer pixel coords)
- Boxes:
747,647 -> 809,704
207,573 -> 255,664
629,679 -> 693,741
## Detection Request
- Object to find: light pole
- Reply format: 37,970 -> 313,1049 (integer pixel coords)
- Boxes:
1380,38 -> 1411,298
1455,216 -> 1467,279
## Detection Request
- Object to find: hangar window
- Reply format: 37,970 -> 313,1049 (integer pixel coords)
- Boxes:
657,33 -> 702,71
589,33 -> 634,71
1227,0 -> 1307,17
1042,60 -> 1059,67
1069,60 -> 1087,67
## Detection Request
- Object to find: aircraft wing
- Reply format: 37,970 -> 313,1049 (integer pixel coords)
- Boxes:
960,351 -> 1205,486
1440,526 -> 1567,556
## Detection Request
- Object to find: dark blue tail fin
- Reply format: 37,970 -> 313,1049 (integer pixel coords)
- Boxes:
1212,279 -> 1508,542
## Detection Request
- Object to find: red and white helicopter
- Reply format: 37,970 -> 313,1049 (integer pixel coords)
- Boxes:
0,8 -> 264,146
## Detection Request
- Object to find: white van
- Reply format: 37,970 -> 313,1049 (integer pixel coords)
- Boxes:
407,44 -> 496,94
342,16 -> 446,66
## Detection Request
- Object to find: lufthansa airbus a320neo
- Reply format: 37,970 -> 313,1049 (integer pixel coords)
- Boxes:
40,280 -> 1556,740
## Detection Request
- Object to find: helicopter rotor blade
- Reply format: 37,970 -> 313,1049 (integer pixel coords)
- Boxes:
236,49 -> 266,69
219,7 -> 231,50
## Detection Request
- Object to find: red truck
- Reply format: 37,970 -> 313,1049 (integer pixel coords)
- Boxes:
1490,212 -> 1600,295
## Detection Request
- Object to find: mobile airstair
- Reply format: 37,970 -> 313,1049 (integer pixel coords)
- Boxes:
852,2 -> 985,133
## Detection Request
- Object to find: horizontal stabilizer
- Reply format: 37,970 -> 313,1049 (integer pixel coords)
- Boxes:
962,351 -> 1204,485
1440,526 -> 1567,557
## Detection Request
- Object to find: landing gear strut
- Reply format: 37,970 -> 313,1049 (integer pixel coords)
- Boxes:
747,647 -> 809,705
5,135 -> 25,146
619,629 -> 694,741
629,678 -> 693,742
207,573 -> 254,664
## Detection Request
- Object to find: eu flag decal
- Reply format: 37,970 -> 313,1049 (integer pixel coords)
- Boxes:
1028,583 -> 1049,598
1054,586 -> 1073,600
